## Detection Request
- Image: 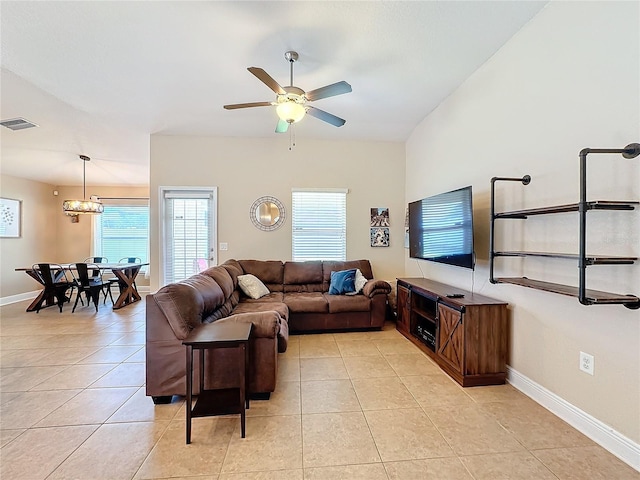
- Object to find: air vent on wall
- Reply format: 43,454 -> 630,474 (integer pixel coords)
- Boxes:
0,117 -> 38,131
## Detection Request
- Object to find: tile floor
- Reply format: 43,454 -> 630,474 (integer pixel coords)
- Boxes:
1,297 -> 638,479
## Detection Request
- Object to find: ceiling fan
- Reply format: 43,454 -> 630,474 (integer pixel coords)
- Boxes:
223,51 -> 352,133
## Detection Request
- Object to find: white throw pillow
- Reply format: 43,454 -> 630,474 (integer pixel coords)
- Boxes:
345,269 -> 368,296
237,274 -> 270,299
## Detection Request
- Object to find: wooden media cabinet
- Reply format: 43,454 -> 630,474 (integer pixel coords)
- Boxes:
396,278 -> 508,387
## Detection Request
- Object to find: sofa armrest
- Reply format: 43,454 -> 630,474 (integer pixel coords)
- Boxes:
362,279 -> 392,298
214,311 -> 289,353
214,311 -> 280,338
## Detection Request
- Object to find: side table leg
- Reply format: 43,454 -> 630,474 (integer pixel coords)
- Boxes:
240,343 -> 247,438
186,345 -> 192,444
244,341 -> 250,410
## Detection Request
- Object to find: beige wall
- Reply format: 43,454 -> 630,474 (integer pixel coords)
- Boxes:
150,136 -> 405,291
0,174 -> 59,297
406,1 -> 639,443
0,178 -> 151,298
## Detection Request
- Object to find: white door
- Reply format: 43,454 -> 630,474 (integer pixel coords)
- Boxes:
161,187 -> 217,285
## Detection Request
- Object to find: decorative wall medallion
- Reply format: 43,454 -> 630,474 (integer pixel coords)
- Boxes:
250,196 -> 286,231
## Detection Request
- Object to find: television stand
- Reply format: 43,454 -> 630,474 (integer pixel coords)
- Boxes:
396,278 -> 508,387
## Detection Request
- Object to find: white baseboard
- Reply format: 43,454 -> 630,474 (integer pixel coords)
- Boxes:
507,366 -> 640,472
0,291 -> 39,306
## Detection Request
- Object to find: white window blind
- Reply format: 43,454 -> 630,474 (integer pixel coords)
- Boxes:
292,189 -> 347,261
94,204 -> 149,264
163,191 -> 212,283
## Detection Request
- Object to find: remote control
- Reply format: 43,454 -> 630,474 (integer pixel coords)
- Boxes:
446,293 -> 465,298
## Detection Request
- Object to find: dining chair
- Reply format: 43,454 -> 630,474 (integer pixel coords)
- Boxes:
119,257 -> 142,264
107,257 -> 142,297
31,263 -> 73,313
65,265 -> 84,308
82,257 -> 114,304
82,256 -> 108,281
83,257 -> 108,275
70,263 -> 106,312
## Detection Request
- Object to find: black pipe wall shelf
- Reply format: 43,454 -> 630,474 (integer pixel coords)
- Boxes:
489,143 -> 640,310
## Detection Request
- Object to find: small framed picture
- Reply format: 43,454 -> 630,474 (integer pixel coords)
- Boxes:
370,227 -> 389,247
0,197 -> 21,238
370,207 -> 389,227
404,207 -> 409,249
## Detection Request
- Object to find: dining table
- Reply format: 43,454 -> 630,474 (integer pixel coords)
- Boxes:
15,262 -> 149,312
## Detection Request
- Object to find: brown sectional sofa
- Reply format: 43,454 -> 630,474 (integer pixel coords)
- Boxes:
146,259 -> 391,403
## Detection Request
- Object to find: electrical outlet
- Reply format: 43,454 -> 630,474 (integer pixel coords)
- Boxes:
219,242 -> 228,251
579,351 -> 594,375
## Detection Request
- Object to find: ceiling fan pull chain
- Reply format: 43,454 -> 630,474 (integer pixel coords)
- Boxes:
289,125 -> 293,150
288,124 -> 297,151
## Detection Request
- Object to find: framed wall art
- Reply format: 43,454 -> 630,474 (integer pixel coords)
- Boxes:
0,197 -> 21,238
404,207 -> 410,248
370,207 -> 389,227
370,227 -> 389,247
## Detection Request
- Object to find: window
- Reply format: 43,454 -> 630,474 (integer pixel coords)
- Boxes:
94,203 -> 149,265
162,189 -> 216,284
292,188 -> 347,261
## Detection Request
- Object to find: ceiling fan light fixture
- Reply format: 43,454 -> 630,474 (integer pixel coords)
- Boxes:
276,101 -> 306,124
223,50 -> 350,134
62,155 -> 104,215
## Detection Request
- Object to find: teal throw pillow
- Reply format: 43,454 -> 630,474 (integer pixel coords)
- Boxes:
329,269 -> 357,295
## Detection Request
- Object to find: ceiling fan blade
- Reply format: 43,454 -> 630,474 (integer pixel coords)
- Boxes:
305,81 -> 352,102
223,102 -> 272,110
275,119 -> 289,133
306,106 -> 346,127
248,67 -> 286,95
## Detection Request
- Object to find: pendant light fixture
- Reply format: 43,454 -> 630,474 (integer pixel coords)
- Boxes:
62,155 -> 103,215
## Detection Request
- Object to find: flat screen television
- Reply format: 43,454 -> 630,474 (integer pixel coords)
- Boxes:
408,186 -> 475,269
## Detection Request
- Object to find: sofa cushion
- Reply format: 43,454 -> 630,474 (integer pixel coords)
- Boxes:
240,292 -> 284,303
233,301 -> 289,322
324,293 -> 371,313
221,259 -> 243,286
205,290 -> 241,323
283,261 -> 324,293
322,260 -> 373,291
201,265 -> 235,299
239,260 -> 284,292
181,274 -> 225,314
345,269 -> 368,296
238,274 -> 270,299
283,292 -> 328,313
328,268 -> 357,295
153,282 -> 206,340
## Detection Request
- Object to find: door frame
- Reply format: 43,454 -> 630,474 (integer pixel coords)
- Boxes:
158,186 -> 218,287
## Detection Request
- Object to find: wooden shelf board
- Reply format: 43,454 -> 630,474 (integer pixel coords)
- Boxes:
191,388 -> 242,417
495,251 -> 637,264
495,277 -> 640,305
412,306 -> 436,322
495,200 -> 638,219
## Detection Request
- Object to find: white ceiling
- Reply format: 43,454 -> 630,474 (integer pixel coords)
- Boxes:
0,1 -> 547,187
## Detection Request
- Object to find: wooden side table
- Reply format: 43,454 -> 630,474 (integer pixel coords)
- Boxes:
183,321 -> 252,443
